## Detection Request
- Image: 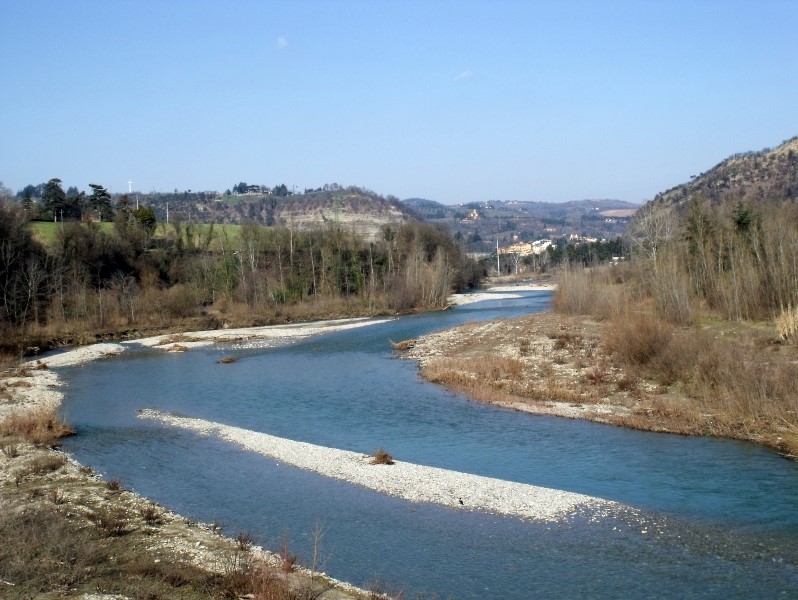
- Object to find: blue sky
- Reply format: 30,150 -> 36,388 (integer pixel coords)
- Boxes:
2,1 -> 797,205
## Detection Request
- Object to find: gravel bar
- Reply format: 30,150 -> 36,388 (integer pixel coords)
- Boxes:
139,409 -> 621,522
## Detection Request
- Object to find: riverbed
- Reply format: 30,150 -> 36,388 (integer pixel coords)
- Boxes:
57,290 -> 798,599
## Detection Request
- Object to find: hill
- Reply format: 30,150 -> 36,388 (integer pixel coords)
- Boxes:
402,198 -> 639,252
141,187 -> 414,242
652,135 -> 798,210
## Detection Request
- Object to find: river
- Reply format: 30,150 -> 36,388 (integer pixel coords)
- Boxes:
59,290 -> 798,599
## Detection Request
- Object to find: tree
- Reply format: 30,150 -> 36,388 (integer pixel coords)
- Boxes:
16,184 -> 42,199
731,201 -> 752,234
116,194 -> 132,211
42,178 -> 67,221
87,183 -> 114,221
21,189 -> 33,214
0,204 -> 49,328
64,187 -> 84,220
132,206 -> 157,235
626,203 -> 675,269
0,181 -> 12,200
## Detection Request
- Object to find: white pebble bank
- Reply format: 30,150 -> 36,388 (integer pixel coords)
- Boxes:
139,409 -> 621,522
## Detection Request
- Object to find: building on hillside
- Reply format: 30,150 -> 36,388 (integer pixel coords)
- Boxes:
499,239 -> 553,256
568,234 -> 600,244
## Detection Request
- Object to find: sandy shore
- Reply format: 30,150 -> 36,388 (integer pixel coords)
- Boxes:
139,409 -> 622,523
447,282 -> 557,306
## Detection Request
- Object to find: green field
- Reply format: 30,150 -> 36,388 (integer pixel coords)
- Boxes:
28,220 -> 243,252
27,221 -> 114,246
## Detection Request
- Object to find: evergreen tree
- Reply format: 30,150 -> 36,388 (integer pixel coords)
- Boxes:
87,183 -> 114,221
42,178 -> 67,221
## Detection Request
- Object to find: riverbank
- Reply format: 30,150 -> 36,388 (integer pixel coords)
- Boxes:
1,317 -> 394,599
404,309 -> 798,458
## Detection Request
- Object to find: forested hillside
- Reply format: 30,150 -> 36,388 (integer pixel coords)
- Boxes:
0,204 -> 482,356
627,136 -> 798,322
404,198 -> 638,253
554,134 -> 798,455
652,136 -> 798,210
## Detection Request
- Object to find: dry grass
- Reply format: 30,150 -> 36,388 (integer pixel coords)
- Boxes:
414,314 -> 620,414
550,264 -> 798,456
776,304 -> 798,344
0,408 -> 75,446
0,439 -> 372,599
1,441 -> 20,458
139,503 -> 164,525
410,291 -> 798,457
552,264 -> 627,320
603,312 -> 673,366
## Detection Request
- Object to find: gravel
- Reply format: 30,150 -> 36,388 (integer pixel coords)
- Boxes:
139,409 -> 622,523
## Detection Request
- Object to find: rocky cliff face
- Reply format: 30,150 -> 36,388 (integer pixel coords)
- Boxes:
144,187 -> 416,241
272,190 -> 410,241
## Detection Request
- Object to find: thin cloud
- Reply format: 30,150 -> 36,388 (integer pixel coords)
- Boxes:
455,70 -> 473,81
277,36 -> 288,49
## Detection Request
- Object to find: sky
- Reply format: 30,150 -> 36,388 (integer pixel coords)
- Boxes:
2,1 -> 797,205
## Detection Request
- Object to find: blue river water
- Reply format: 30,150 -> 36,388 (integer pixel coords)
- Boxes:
58,291 -> 798,599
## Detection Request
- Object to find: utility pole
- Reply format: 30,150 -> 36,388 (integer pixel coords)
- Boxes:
496,237 -> 500,275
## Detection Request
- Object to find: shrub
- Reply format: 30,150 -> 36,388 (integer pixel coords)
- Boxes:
234,531 -> 254,552
89,505 -> 130,536
370,449 -> 395,465
139,504 -> 163,525
279,540 -> 298,573
553,265 -> 625,320
603,312 -> 673,366
776,304 -> 798,344
25,454 -> 67,475
1,441 -> 20,458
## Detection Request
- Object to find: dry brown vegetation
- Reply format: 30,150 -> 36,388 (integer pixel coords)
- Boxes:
370,449 -> 395,465
411,237 -> 798,459
0,404 -> 377,599
566,196 -> 798,456
0,407 -> 75,446
0,440 -> 375,599
501,196 -> 798,456
409,314 -> 634,422
2,204 -> 482,360
411,301 -> 798,457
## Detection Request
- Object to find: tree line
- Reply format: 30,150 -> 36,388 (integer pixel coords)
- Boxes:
626,197 -> 798,324
17,178 -> 118,222
0,202 -> 483,354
